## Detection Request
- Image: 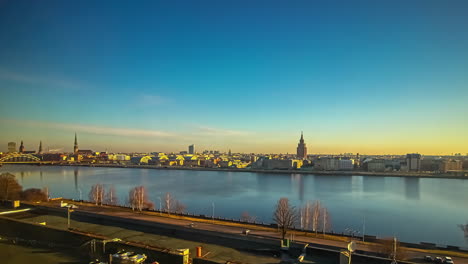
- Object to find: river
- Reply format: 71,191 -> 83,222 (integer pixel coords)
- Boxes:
1,165 -> 467,247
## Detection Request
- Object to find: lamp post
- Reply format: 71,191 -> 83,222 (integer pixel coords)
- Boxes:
158,197 -> 162,216
67,206 -> 74,229
212,202 -> 215,222
102,238 -> 122,254
348,241 -> 356,264
391,237 -> 398,264
78,188 -> 82,201
362,217 -> 366,242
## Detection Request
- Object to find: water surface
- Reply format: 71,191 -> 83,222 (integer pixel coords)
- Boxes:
2,165 -> 467,247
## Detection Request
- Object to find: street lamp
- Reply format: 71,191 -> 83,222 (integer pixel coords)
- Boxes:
212,202 -> 215,221
158,197 -> 162,216
362,217 -> 366,242
348,241 -> 356,264
391,237 -> 398,264
67,205 -> 75,229
102,238 -> 122,254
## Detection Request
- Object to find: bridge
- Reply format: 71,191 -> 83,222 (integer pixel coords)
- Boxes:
0,153 -> 42,164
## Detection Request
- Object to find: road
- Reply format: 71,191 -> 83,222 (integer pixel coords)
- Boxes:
30,200 -> 468,264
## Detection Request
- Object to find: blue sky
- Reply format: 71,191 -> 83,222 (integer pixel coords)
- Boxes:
1,0 -> 467,154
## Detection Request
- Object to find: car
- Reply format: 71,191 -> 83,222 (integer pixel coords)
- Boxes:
424,256 -> 433,262
435,257 -> 443,264
444,256 -> 454,264
129,253 -> 147,263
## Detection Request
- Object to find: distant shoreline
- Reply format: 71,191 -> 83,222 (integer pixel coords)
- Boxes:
3,163 -> 467,179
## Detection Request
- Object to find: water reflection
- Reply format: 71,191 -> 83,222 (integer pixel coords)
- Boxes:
291,174 -> 304,201
314,175 -> 352,194
404,177 -> 420,200
362,176 -> 385,193
1,165 -> 468,247
20,171 -> 24,184
74,169 -> 79,190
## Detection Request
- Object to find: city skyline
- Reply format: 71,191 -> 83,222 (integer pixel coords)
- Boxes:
1,131 -> 467,156
1,1 -> 468,154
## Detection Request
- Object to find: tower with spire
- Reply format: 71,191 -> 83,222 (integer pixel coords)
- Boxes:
296,131 -> 307,159
74,133 -> 79,154
38,141 -> 43,154
19,140 -> 25,153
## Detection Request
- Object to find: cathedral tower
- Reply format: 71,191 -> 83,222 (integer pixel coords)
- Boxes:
296,131 -> 307,159
74,133 -> 79,154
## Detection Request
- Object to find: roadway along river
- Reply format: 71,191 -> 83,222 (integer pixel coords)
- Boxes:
2,165 -> 468,248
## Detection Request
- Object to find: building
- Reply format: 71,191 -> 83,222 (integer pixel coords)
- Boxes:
440,159 -> 463,173
406,153 -> 421,171
37,141 -> 43,154
19,141 -> 25,153
7,142 -> 16,153
252,158 -> 302,170
366,159 -> 386,172
314,157 -> 354,171
74,133 -> 79,154
296,132 -> 307,159
130,156 -> 152,165
188,144 -> 194,154
420,158 -> 441,172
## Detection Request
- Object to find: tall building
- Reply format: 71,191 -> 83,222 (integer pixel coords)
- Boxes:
296,131 -> 307,159
188,144 -> 194,154
19,140 -> 25,153
38,141 -> 43,154
406,153 -> 421,171
7,142 -> 16,153
74,133 -> 79,154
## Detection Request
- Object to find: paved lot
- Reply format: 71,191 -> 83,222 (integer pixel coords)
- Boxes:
9,211 -> 334,264
0,241 -> 83,264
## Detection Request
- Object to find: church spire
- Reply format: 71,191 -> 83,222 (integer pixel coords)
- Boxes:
74,133 -> 79,154
38,141 -> 43,154
19,140 -> 25,153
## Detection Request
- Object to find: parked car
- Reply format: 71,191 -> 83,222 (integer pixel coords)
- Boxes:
128,253 -> 147,263
424,256 -> 433,262
435,257 -> 443,263
444,256 -> 454,264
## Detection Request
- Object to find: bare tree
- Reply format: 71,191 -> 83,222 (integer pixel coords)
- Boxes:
300,201 -> 313,230
174,200 -> 186,214
312,200 -> 322,234
164,192 -> 173,213
458,223 -> 468,237
104,185 -> 118,205
42,187 -> 49,201
164,192 -> 186,214
241,211 -> 257,223
129,186 -> 153,211
273,197 -> 298,240
375,237 -> 408,261
89,184 -> 105,205
321,207 -> 332,233
0,173 -> 23,200
21,188 -> 47,202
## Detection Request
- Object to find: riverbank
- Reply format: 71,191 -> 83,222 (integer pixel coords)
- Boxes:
49,163 -> 468,179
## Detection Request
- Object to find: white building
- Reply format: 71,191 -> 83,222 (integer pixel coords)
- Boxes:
314,158 -> 354,171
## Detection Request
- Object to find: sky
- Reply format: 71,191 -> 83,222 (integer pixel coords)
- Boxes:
0,0 -> 467,155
